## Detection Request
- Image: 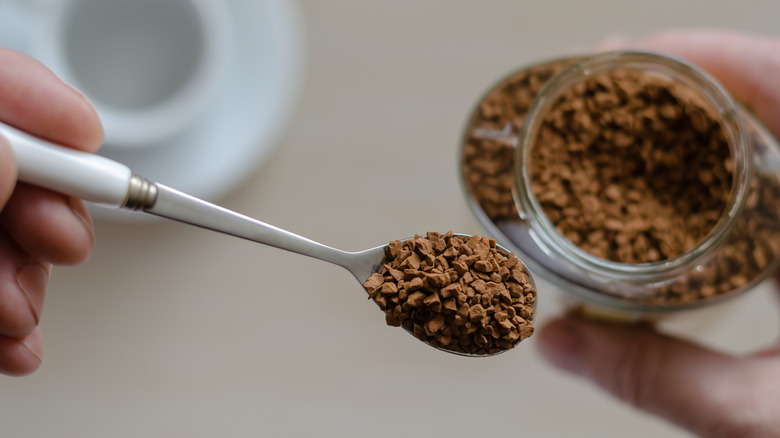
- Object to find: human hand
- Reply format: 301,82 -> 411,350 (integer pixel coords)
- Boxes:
0,48 -> 102,376
537,31 -> 780,437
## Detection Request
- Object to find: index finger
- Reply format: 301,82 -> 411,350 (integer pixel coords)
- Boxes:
0,48 -> 103,152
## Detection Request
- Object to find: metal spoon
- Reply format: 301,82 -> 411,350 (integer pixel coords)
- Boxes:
1,122 -> 536,356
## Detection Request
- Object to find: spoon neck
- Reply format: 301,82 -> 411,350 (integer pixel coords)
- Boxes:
144,183 -> 354,265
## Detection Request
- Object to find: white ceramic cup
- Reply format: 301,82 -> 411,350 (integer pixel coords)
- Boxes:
31,0 -> 232,149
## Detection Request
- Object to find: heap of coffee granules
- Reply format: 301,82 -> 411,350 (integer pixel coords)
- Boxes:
648,134 -> 780,303
462,60 -> 578,221
461,57 -> 780,305
529,69 -> 733,263
362,231 -> 536,355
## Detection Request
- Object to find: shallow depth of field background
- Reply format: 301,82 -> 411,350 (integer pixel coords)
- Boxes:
1,1 -> 779,437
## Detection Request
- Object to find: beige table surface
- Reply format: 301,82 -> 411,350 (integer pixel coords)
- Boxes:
3,1 -> 780,437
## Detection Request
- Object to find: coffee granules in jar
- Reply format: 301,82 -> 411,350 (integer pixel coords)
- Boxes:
528,69 -> 733,263
362,231 -> 536,355
463,60 -> 577,221
460,52 -> 780,308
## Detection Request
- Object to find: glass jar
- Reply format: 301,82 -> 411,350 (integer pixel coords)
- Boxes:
460,50 -> 780,318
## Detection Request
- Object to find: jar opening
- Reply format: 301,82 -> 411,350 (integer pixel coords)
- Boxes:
514,50 -> 752,282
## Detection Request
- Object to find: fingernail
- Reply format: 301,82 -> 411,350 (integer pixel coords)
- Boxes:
20,329 -> 43,364
69,196 -> 92,228
59,81 -> 105,145
537,318 -> 586,374
16,262 -> 49,325
68,197 -> 95,246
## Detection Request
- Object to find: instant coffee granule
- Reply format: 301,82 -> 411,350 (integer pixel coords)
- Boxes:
461,57 -> 780,305
654,146 -> 780,303
529,69 -> 732,263
362,231 -> 536,355
463,60 -> 577,221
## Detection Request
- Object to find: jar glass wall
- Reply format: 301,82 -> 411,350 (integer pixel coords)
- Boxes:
460,51 -> 780,316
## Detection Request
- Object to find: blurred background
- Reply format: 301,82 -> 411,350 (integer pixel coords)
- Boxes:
1,0 -> 779,436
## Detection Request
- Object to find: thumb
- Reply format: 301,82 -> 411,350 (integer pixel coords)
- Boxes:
537,316 -> 753,436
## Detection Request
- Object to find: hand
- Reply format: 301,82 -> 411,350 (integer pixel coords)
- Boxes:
0,48 -> 102,376
538,31 -> 780,438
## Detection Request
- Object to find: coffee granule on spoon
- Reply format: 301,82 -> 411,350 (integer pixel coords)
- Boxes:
362,232 -> 536,355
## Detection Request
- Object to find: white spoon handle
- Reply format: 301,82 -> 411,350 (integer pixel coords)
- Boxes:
0,122 -> 132,206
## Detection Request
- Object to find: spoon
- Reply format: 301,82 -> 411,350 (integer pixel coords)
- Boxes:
1,122 -> 536,356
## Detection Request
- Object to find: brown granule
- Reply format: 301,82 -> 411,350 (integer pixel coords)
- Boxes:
529,69 -> 732,263
460,57 -> 780,305
362,232 -> 536,355
646,151 -> 780,304
462,60 -> 578,221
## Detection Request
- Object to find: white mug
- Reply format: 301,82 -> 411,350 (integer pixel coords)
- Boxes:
30,0 -> 232,149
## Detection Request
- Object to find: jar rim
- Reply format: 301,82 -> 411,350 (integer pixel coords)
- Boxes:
513,50 -> 752,282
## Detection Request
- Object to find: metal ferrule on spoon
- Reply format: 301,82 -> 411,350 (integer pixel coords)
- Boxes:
2,122 -> 158,210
